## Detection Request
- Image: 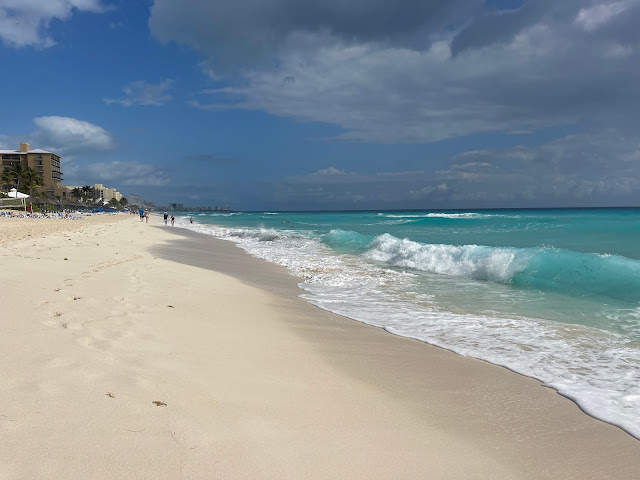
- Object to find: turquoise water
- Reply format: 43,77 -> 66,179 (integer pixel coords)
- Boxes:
177,208 -> 640,438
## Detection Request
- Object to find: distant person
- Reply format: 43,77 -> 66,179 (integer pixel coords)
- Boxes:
164,212 -> 168,225
189,217 -> 193,224
139,208 -> 144,221
144,209 -> 149,223
171,214 -> 175,227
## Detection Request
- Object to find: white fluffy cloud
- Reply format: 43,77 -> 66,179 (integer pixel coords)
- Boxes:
104,80 -> 173,107
575,1 -> 632,31
313,167 -> 345,176
33,116 -> 116,153
0,0 -> 105,48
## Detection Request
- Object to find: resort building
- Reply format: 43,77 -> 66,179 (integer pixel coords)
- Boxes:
0,142 -> 66,197
93,184 -> 122,202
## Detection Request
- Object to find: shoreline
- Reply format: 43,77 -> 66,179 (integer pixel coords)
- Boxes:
1,217 -> 639,478
154,227 -> 640,469
161,227 -> 640,441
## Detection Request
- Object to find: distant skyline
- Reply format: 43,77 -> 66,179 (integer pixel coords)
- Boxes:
1,0 -> 640,210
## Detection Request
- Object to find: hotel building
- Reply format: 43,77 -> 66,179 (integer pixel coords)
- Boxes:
93,184 -> 123,202
1,142 -> 65,197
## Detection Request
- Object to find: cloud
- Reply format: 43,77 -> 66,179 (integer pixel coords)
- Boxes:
1,117 -> 164,191
104,80 -> 173,107
32,116 -> 116,154
265,129 -> 640,208
0,0 -> 106,48
313,167 -> 344,175
173,0 -> 640,144
76,161 -> 171,187
184,154 -> 239,164
575,1 -> 632,32
150,0 -> 481,67
427,130 -> 640,203
409,183 -> 448,199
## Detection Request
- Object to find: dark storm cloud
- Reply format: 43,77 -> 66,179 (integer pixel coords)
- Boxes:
150,0 -> 482,65
451,0 -> 549,55
157,0 -> 640,143
150,1 -> 640,65
199,25 -> 640,143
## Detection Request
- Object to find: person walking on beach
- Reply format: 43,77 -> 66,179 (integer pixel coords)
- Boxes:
171,214 -> 175,227
144,209 -> 149,223
139,208 -> 144,221
164,212 -> 168,225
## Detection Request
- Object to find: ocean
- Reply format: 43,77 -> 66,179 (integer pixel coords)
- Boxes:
175,208 -> 640,438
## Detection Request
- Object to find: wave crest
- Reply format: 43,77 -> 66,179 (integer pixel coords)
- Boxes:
365,233 -> 528,282
365,233 -> 640,302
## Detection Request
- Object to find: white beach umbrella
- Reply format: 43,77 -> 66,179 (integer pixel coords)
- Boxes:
8,188 -> 29,199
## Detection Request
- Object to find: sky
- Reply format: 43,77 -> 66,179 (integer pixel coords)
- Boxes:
1,0 -> 639,210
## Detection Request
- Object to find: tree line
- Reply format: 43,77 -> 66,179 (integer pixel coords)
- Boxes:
1,163 -> 129,208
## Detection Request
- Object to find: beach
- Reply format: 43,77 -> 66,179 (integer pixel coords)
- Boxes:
1,216 -> 639,479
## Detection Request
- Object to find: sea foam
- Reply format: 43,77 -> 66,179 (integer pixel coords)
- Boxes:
178,216 -> 640,439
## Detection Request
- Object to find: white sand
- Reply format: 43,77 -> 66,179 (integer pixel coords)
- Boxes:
1,216 -> 639,479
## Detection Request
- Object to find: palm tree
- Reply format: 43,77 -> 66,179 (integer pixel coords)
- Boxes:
81,185 -> 93,200
21,167 -> 44,195
71,187 -> 83,201
1,163 -> 29,193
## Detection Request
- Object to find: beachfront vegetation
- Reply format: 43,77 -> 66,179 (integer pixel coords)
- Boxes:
70,187 -> 83,201
82,185 -> 94,199
1,163 -> 30,193
22,168 -> 44,195
2,174 -> 131,210
1,165 -> 44,197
